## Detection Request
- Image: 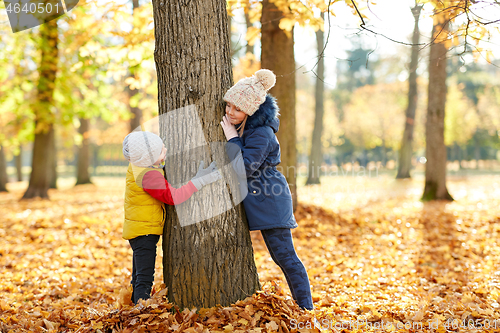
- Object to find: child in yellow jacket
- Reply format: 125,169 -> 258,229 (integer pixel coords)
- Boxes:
122,131 -> 221,303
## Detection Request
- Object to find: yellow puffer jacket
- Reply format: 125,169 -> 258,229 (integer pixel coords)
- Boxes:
123,164 -> 165,240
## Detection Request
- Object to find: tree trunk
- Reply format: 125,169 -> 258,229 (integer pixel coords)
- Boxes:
22,20 -> 58,200
153,0 -> 259,309
261,0 -> 297,209
76,118 -> 92,185
422,12 -> 453,201
128,0 -> 143,132
15,149 -> 22,182
128,86 -> 143,132
0,145 -> 8,192
306,13 -> 324,185
49,131 -> 57,189
397,4 -> 422,179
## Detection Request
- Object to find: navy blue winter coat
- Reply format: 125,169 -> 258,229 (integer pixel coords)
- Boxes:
226,95 -> 298,231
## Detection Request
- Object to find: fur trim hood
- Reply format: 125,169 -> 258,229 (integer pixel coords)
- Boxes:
244,94 -> 280,133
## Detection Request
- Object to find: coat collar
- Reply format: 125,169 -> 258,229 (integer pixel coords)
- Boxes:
244,94 -> 280,133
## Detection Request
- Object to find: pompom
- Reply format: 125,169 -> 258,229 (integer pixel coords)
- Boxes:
254,69 -> 276,91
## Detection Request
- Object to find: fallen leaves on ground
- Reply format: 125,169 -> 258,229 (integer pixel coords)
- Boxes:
1,175 -> 500,332
79,284 -> 315,333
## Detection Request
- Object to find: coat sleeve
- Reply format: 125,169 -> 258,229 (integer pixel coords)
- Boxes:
142,170 -> 198,205
227,127 -> 271,178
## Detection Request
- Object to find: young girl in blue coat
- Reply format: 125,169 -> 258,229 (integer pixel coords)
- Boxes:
220,69 -> 314,310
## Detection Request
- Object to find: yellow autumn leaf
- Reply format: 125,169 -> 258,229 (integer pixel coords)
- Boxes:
279,17 -> 295,32
246,27 -> 261,47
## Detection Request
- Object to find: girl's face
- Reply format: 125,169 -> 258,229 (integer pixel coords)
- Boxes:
225,102 -> 247,125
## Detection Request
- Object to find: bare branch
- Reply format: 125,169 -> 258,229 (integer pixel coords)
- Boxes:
350,0 -> 426,46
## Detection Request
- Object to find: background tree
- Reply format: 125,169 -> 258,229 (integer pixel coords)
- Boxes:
422,8 -> 453,201
49,136 -> 58,189
75,118 -> 92,185
261,0 -> 298,209
0,146 -> 7,192
306,12 -> 325,185
0,44 -> 8,192
14,149 -> 22,181
396,3 -> 423,179
22,20 -> 59,199
153,0 -> 260,309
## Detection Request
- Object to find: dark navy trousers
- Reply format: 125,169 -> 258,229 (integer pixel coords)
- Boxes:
261,228 -> 314,310
129,234 -> 160,304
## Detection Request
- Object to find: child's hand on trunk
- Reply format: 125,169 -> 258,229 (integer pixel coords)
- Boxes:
220,115 -> 238,141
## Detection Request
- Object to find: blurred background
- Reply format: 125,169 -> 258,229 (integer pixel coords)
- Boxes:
1,0 -> 500,196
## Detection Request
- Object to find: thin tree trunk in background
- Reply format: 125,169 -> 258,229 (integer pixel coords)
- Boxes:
76,118 -> 92,185
23,20 -> 58,200
261,0 -> 297,209
127,85 -> 142,132
128,0 -> 143,132
0,145 -> 8,192
422,12 -> 453,201
153,0 -> 259,309
397,4 -> 422,179
15,149 -> 22,181
49,132 -> 57,189
306,12 -> 325,185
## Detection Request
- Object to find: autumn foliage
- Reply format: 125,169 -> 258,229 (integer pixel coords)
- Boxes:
1,176 -> 500,332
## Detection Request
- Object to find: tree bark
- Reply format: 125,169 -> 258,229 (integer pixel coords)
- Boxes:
261,0 -> 297,209
22,20 -> 58,200
306,13 -> 324,185
15,149 -> 22,182
0,145 -> 8,192
397,4 -> 422,179
422,12 -> 453,201
153,0 -> 260,309
76,118 -> 92,185
128,0 -> 143,132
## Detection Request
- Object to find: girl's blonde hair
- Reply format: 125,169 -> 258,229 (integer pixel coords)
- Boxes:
236,115 -> 248,137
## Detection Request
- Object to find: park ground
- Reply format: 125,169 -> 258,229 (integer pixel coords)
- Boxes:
1,173 -> 500,332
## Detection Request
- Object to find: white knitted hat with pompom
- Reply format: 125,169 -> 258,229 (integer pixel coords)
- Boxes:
122,131 -> 164,168
223,69 -> 276,116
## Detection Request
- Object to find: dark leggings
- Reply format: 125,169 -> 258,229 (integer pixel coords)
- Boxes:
261,228 -> 314,310
129,234 -> 160,304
